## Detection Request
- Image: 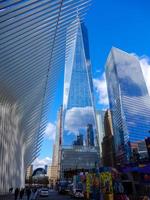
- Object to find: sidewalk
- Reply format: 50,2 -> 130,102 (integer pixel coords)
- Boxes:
0,191 -> 39,200
0,194 -> 29,200
0,193 -> 14,200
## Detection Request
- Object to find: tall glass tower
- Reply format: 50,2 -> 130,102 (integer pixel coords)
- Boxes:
63,20 -> 96,146
61,20 -> 99,173
106,47 -> 150,163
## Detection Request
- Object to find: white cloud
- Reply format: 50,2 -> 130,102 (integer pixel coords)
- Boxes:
44,122 -> 56,140
32,157 -> 52,169
139,56 -> 150,95
64,106 -> 95,134
93,73 -> 109,106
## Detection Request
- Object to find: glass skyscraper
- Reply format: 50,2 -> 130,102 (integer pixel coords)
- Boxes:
61,20 -> 99,174
86,124 -> 94,147
63,20 -> 96,146
106,47 -> 150,163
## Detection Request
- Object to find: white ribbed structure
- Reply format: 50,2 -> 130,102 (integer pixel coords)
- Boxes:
0,0 -> 90,192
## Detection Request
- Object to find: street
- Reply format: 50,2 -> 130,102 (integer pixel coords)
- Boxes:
37,190 -> 74,200
0,190 -> 75,200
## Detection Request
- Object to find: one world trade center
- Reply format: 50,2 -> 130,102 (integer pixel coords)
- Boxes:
61,19 -> 99,176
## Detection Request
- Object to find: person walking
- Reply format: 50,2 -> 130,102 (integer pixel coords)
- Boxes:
14,188 -> 19,200
9,187 -> 13,193
30,188 -> 38,200
19,188 -> 24,200
26,187 -> 31,200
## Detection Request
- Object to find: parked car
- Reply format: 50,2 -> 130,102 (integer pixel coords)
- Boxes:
39,188 -> 49,197
69,182 -> 84,199
73,189 -> 84,199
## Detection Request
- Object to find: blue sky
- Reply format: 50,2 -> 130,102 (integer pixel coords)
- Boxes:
33,0 -> 150,168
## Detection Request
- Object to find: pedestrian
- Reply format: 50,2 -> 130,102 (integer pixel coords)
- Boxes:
26,187 -> 31,200
92,175 -> 100,200
30,188 -> 37,200
19,188 -> 24,200
9,187 -> 13,193
14,188 -> 19,200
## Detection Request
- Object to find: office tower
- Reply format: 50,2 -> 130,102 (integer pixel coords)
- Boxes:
105,47 -> 150,164
102,110 -> 115,167
73,134 -> 83,146
54,106 -> 63,166
86,124 -> 94,146
51,143 -> 58,183
25,165 -> 33,180
47,165 -> 58,185
51,106 -> 63,181
63,20 -> 96,145
47,165 -> 51,179
0,0 -> 90,192
52,144 -> 56,166
45,165 -> 48,174
61,20 -> 99,175
77,134 -> 84,146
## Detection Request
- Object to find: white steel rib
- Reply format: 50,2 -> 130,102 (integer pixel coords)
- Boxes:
0,0 -> 90,192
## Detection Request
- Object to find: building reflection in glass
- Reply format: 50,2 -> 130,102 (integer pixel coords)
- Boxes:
106,47 -> 150,164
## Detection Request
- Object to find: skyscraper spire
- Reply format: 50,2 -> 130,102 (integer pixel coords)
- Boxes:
63,19 -> 95,143
60,19 -> 99,177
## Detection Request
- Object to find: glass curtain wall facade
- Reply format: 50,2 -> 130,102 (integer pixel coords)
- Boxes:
63,20 -> 96,147
61,20 -> 99,173
96,110 -> 105,157
0,0 -> 90,192
106,47 -> 150,164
